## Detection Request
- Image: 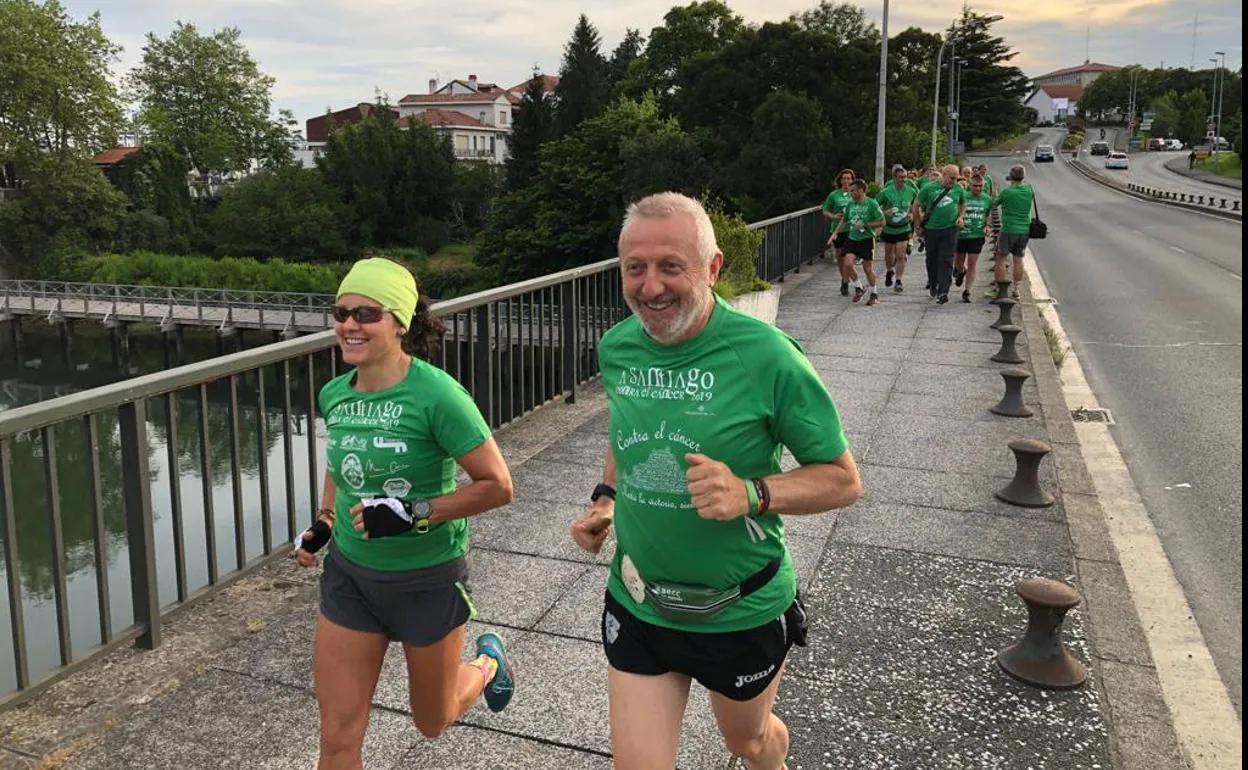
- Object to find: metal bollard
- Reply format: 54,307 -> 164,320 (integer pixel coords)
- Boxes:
1221,199 -> 1227,208
991,368 -> 1033,418
1199,195 -> 1205,204
995,438 -> 1055,507
990,297 -> 1018,330
991,324 -> 1025,364
1180,193 -> 1187,202
998,577 -> 1087,690
1235,201 -> 1242,212
994,278 -> 1012,300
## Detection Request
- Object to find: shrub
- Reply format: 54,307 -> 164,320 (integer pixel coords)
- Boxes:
707,207 -> 767,300
70,251 -> 349,294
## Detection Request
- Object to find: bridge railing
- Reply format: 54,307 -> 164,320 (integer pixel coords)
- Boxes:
0,205 -> 826,707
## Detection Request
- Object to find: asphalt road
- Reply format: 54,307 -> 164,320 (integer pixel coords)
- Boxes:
978,128 -> 1243,715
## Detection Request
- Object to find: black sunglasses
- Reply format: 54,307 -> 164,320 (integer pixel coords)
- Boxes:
331,305 -> 393,324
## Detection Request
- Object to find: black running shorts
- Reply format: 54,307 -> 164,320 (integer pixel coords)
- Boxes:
843,238 -> 876,261
956,237 -> 985,254
881,231 -> 911,244
600,589 -> 808,702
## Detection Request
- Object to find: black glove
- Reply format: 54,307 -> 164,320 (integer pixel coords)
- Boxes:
361,497 -> 415,538
296,518 -> 331,554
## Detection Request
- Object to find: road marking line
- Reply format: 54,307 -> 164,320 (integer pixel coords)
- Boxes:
1025,254 -> 1241,770
1170,246 -> 1188,254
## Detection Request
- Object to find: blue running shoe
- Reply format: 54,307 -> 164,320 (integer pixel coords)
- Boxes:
476,632 -> 514,713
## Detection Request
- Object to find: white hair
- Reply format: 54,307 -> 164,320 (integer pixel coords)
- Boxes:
619,192 -> 718,264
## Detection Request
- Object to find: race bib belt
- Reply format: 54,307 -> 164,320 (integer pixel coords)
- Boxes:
621,552 -> 782,624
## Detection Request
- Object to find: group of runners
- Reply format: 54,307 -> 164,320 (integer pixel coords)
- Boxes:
822,161 -> 1036,305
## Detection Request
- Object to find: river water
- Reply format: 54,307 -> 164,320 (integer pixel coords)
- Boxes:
0,319 -> 333,696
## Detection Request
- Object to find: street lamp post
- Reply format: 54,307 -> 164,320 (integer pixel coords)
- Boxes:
954,58 -> 968,148
1209,57 -> 1219,153
930,35 -> 950,165
947,31 -> 958,159
1215,51 -> 1226,152
874,0 -> 890,184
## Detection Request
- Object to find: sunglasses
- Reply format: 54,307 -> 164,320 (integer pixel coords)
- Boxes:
331,305 -> 393,324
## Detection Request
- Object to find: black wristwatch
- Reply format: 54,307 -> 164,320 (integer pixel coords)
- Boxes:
590,483 -> 616,503
410,499 -> 433,534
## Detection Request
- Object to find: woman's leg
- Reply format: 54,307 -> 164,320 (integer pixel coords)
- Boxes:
314,616 -> 388,770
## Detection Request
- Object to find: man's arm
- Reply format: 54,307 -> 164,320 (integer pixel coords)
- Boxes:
762,452 -> 861,515
570,446 -> 617,553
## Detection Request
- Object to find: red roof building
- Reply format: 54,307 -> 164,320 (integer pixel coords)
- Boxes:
305,103 -> 399,144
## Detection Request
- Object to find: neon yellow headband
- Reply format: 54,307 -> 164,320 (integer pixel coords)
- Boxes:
335,258 -> 419,330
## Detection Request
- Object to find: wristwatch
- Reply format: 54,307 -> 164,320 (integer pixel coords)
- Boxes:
590,483 -> 616,503
409,499 -> 433,534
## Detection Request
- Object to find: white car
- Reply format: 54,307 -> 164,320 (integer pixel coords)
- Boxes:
1104,152 -> 1129,170
1165,139 -> 1184,151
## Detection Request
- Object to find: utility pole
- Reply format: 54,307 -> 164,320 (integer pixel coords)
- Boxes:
947,26 -> 958,160
1215,51 -> 1226,151
1209,58 -> 1219,153
874,0 -> 890,184
930,34 -> 949,166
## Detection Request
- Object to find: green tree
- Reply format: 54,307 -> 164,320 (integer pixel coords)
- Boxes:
449,161 -> 502,238
0,0 -> 124,164
478,95 -> 710,282
945,10 -> 1031,147
622,1 -> 747,107
886,27 -> 943,130
0,154 -> 126,275
1175,88 -> 1210,147
105,142 -> 197,252
504,70 -> 556,192
316,106 -> 456,250
210,165 -> 354,261
126,22 -> 292,175
608,28 -> 646,95
554,15 -> 610,137
788,1 -> 877,45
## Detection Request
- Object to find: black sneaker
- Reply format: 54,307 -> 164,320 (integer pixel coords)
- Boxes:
955,271 -> 965,287
840,281 -> 849,296
885,270 -> 894,287
937,294 -> 949,305
962,290 -> 971,303
852,286 -> 865,303
906,243 -> 913,255
894,280 -> 903,293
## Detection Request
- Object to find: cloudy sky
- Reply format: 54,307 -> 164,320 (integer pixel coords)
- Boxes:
66,0 -> 1243,126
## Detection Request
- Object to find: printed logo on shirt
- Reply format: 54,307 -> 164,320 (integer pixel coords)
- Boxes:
373,436 -> 408,454
735,663 -> 776,689
341,453 -> 366,489
382,478 -> 412,498
340,435 -> 368,451
326,400 -> 405,430
615,366 -> 716,402
683,403 -> 716,418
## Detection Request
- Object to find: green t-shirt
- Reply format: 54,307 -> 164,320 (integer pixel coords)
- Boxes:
993,183 -> 1035,235
959,193 -> 993,239
821,189 -> 852,233
876,183 -> 917,235
599,297 -> 849,633
319,359 -> 492,570
840,197 -> 884,241
918,176 -> 935,191
981,175 -> 995,197
918,182 -> 966,230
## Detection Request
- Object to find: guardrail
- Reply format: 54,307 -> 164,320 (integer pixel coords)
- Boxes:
0,204 -> 828,707
1066,158 -> 1243,221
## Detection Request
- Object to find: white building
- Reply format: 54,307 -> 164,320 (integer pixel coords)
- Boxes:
398,75 -> 518,164
1024,85 -> 1082,124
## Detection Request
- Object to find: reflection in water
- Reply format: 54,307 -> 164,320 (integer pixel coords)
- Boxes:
0,321 -> 335,694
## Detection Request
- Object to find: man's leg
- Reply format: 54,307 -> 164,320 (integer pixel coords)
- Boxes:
863,254 -> 879,305
924,233 -> 938,295
841,251 -> 861,301
608,667 -> 692,770
962,250 -> 980,301
711,664 -> 789,770
894,238 -> 909,291
935,229 -> 956,300
1011,246 -> 1026,295
884,240 -> 897,286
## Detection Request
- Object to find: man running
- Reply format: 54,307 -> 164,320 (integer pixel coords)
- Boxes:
821,169 -> 856,296
876,164 -> 917,293
977,163 -> 1000,252
831,179 -> 886,305
953,175 -> 992,302
571,192 -> 862,770
989,165 -> 1035,298
912,164 -> 967,304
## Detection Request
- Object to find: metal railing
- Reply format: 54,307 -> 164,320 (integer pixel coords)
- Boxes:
0,205 -> 827,707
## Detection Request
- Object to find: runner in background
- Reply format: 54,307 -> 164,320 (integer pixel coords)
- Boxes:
954,175 -> 993,303
831,179 -> 886,305
821,169 -> 856,297
876,164 -> 917,293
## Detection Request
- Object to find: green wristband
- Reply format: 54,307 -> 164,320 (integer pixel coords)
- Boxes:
744,478 -> 760,516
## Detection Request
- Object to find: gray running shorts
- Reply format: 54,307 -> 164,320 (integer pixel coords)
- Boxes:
995,233 -> 1030,257
319,542 -> 474,647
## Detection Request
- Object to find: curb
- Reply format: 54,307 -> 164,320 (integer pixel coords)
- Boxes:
1162,157 -> 1244,191
1066,158 -> 1243,222
1015,272 -> 1191,769
1019,258 -> 1241,769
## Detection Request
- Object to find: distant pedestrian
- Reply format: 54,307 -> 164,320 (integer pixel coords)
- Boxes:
954,175 -> 993,303
876,164 -> 918,293
822,169 -> 857,296
912,164 -> 967,305
988,165 -> 1036,297
830,179 -> 886,305
1188,150 -> 1197,169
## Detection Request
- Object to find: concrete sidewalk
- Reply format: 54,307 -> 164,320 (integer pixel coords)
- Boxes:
2,259 -> 1183,769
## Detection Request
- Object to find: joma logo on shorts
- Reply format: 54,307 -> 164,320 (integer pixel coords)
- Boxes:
735,664 -> 776,688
